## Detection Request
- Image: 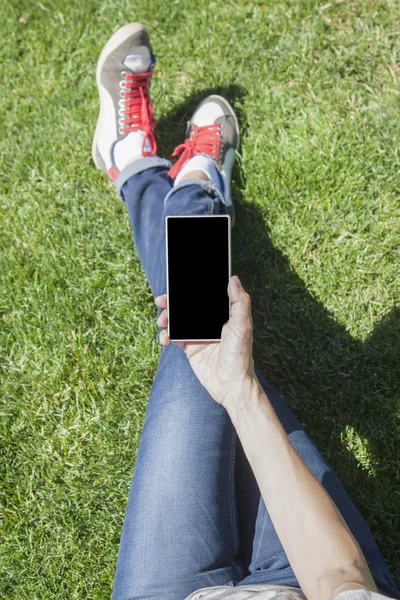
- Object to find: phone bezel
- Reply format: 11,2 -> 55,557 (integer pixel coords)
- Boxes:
165,214 -> 232,342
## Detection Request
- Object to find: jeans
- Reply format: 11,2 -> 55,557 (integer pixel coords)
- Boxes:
111,157 -> 400,600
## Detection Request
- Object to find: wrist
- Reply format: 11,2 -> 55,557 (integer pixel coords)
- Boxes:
222,374 -> 265,424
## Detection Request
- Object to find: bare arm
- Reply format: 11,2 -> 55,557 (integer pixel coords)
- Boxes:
226,376 -> 377,600
155,276 -> 378,600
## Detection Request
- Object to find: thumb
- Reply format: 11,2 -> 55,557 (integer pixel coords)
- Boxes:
228,276 -> 252,329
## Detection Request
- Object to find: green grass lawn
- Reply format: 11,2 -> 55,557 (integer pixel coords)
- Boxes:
1,0 -> 400,597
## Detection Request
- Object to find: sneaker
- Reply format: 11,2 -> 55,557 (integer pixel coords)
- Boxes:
168,95 -> 240,225
92,23 -> 157,182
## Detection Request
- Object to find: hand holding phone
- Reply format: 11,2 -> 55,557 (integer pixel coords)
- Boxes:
154,275 -> 257,409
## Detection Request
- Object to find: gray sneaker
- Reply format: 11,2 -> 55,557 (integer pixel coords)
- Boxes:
92,23 -> 157,181
168,95 -> 240,225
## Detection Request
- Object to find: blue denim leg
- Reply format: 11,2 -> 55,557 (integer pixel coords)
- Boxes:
234,371 -> 400,599
112,343 -> 243,600
112,162 -> 242,600
117,159 -> 224,300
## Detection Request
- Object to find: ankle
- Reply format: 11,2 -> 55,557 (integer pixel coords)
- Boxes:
177,169 -> 210,183
173,155 -> 223,193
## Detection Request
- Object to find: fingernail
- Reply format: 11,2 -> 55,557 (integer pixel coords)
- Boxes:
233,276 -> 242,289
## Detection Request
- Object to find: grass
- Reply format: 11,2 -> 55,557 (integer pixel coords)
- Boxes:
1,0 -> 399,597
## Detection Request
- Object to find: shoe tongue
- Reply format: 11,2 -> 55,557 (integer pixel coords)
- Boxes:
123,47 -> 153,73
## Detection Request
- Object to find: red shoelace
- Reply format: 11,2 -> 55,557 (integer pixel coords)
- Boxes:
167,124 -> 222,179
120,71 -> 157,156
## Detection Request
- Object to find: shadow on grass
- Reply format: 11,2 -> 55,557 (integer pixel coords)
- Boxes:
156,86 -> 400,585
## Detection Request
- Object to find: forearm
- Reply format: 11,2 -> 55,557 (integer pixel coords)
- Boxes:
225,377 -> 377,600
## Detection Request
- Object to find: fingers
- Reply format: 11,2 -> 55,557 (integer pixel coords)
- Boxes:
159,329 -> 170,346
154,295 -> 171,346
227,276 -> 252,331
156,308 -> 168,328
159,329 -> 186,349
154,294 -> 167,308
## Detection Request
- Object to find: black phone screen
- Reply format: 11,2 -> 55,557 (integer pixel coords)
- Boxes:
166,215 -> 231,341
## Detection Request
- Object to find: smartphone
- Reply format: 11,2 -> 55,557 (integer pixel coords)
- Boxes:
166,215 -> 231,342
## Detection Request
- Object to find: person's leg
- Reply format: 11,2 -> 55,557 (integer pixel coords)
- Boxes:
112,342 -> 242,600
112,166 -> 242,600
115,159 -> 226,301
234,371 -> 400,599
92,23 -> 242,599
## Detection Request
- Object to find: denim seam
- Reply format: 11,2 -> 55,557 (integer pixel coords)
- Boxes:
228,426 -> 244,580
